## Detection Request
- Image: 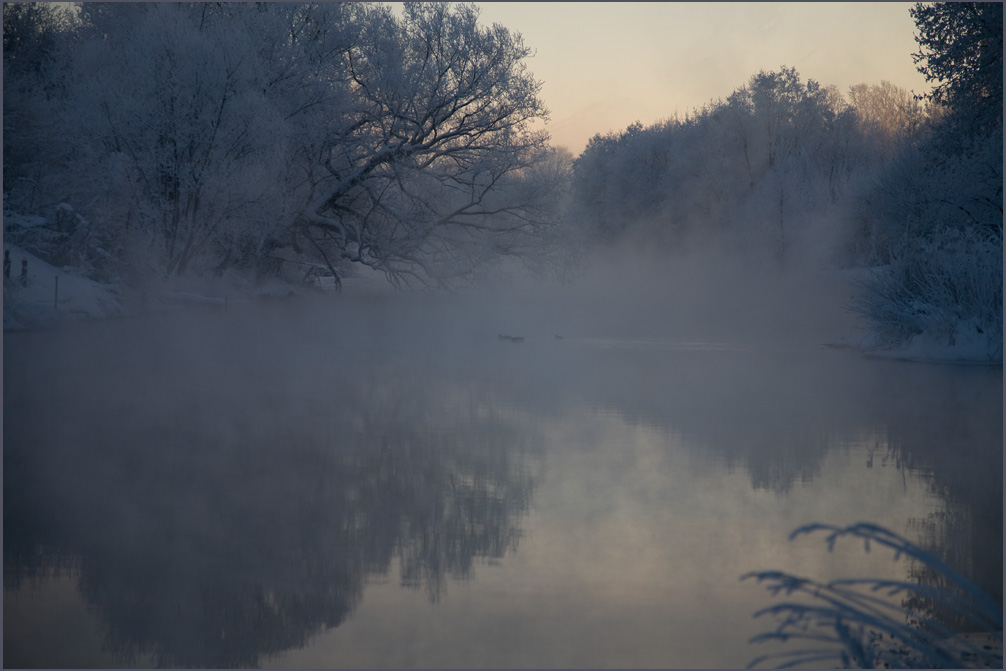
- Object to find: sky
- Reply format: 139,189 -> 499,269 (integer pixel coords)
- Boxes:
471,2 -> 930,153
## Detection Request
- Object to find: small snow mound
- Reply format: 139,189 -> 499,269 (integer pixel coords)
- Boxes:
3,245 -> 123,331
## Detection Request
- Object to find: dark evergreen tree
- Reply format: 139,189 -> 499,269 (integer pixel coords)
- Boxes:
910,2 -> 1003,137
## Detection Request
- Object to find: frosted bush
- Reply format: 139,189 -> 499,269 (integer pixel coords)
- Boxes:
851,227 -> 1003,361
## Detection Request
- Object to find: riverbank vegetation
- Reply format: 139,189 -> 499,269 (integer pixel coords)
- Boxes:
4,2 -> 571,292
3,2 -> 1001,361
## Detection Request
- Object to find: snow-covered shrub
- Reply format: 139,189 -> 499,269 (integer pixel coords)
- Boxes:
861,124 -> 1003,265
851,226 -> 1002,360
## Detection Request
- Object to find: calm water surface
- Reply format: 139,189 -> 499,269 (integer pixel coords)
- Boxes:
4,295 -> 1002,668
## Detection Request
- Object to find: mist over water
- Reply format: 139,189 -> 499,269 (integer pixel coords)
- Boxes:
4,253 -> 1001,668
3,1 -> 1000,665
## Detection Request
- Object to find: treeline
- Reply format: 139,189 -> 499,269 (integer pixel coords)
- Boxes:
567,3 -> 1002,357
3,2 -> 570,291
569,68 -> 931,267
3,2 -> 1001,355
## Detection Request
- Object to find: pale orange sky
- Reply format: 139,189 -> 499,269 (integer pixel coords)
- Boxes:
472,2 -> 929,153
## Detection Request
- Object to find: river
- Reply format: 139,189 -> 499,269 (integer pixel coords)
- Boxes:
3,291 -> 1002,668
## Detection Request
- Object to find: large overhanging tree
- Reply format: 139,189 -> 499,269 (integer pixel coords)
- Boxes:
288,2 -> 557,289
36,2 -> 564,289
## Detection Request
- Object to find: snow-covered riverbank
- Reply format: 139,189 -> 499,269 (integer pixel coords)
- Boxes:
825,266 -> 1002,366
3,245 -> 123,330
829,330 -> 1003,366
2,234 -> 408,332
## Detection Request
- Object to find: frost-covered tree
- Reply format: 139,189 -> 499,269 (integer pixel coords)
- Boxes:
568,67 -> 872,266
32,2 -> 561,289
722,68 -> 849,261
569,122 -> 676,244
847,80 -> 926,154
569,131 -> 620,240
286,2 -> 557,288
3,1 -> 76,211
63,3 -> 296,279
725,67 -> 841,173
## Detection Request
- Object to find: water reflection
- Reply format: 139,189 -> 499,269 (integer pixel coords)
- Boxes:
522,342 -> 892,493
4,312 -> 538,667
560,342 -> 1002,621
4,299 -> 1001,668
878,364 -> 1004,630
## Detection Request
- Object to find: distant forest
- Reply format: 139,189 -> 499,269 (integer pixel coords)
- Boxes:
3,2 -> 1002,355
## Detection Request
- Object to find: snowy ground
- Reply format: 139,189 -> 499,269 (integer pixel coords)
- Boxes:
864,310 -> 1004,364
829,329 -> 1002,366
3,244 -> 123,331
1,243 -> 395,332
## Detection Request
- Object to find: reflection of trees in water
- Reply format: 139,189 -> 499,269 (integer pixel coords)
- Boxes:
875,364 -> 1004,630
5,309 -> 1000,665
537,344 -> 1001,621
905,506 -> 1000,634
3,353 -> 537,668
549,348 -> 864,493
346,372 -> 535,603
465,338 -> 1001,622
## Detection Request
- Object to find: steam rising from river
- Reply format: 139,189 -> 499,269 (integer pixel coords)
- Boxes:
4,242 -> 1001,668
